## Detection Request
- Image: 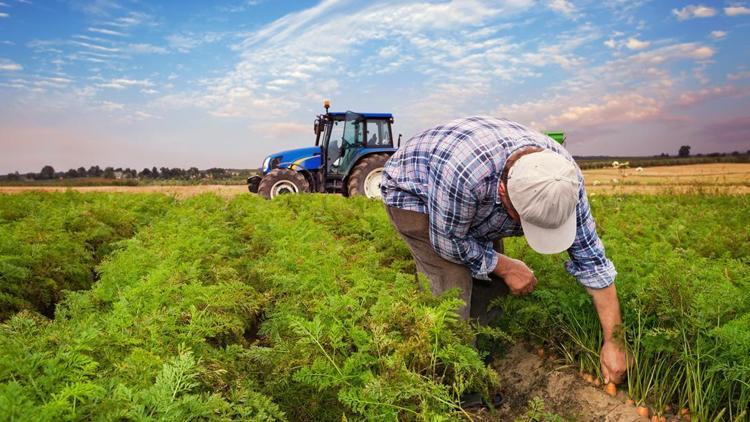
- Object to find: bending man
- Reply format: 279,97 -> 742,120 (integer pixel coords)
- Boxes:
380,116 -> 626,384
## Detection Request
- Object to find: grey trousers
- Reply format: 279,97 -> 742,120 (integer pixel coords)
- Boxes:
386,205 -> 508,322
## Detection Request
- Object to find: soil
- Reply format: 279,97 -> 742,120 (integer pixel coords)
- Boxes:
471,344 -> 648,422
0,163 -> 747,197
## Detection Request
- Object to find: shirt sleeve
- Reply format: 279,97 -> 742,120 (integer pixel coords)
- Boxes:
426,156 -> 498,281
565,181 -> 617,289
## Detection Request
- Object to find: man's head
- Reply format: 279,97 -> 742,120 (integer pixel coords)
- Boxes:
498,148 -> 581,254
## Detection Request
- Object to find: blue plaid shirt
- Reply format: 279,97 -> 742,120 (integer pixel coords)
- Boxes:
381,116 -> 616,289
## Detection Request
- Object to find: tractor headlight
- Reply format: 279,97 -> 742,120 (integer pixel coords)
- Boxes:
262,156 -> 271,172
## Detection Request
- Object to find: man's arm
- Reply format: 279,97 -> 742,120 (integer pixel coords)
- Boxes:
566,182 -> 626,383
587,284 -> 626,384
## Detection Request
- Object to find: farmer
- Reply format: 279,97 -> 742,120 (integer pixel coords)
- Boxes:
380,116 -> 627,385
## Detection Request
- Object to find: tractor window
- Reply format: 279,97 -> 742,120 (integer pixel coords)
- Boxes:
327,120 -> 345,170
365,120 -> 392,147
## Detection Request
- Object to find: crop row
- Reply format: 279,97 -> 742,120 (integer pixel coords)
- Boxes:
0,192 -> 174,320
0,193 -> 495,420
0,192 -> 747,420
498,194 -> 750,420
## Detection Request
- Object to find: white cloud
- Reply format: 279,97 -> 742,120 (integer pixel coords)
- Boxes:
166,32 -> 223,53
101,12 -> 153,28
728,70 -> 750,80
625,37 -> 650,50
547,93 -> 662,127
672,5 -> 717,20
0,12 -> 8,18
97,78 -> 153,89
127,43 -> 167,54
548,0 -> 578,18
99,100 -> 124,111
676,85 -> 744,106
709,30 -> 727,40
725,6 -> 750,16
630,43 -> 714,64
73,40 -> 120,52
0,58 -> 22,71
603,38 -> 617,49
88,27 -> 127,37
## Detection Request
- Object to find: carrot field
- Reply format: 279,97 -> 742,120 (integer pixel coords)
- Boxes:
0,192 -> 748,421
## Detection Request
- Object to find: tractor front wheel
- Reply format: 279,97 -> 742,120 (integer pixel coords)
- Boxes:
347,153 -> 390,199
257,169 -> 310,199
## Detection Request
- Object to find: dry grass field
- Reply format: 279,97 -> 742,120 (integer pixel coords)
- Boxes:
0,163 -> 748,197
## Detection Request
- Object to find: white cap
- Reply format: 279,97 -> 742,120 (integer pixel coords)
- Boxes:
507,149 -> 581,254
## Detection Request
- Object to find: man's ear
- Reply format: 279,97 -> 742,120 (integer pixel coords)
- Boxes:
498,181 -> 507,197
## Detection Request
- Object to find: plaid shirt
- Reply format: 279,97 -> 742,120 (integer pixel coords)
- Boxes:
381,116 -> 616,289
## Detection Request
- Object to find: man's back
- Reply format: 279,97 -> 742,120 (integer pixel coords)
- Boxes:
381,116 -> 574,214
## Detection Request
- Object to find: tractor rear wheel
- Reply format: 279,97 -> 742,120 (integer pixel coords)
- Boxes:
257,169 -> 310,199
347,153 -> 390,199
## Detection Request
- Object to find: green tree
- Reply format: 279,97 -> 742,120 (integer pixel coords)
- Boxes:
678,145 -> 691,157
40,165 -> 55,180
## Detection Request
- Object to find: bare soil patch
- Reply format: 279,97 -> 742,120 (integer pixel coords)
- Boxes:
473,344 -> 647,421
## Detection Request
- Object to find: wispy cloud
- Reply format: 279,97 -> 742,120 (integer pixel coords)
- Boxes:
724,5 -> 750,16
88,27 -> 127,36
166,32 -> 224,53
547,0 -> 579,19
100,11 -> 154,28
68,0 -> 122,16
625,37 -> 650,50
728,70 -> 750,80
126,43 -> 167,54
672,5 -> 717,20
0,12 -> 9,18
73,40 -> 120,52
0,58 -> 22,71
709,30 -> 727,40
97,78 -> 153,89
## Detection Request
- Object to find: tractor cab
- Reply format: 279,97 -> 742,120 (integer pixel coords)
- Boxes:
314,110 -> 396,193
248,101 -> 399,199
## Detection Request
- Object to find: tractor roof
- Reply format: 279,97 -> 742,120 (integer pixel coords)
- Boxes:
327,112 -> 393,119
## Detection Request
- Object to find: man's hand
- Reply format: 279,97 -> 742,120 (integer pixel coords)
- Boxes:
493,254 -> 537,295
600,340 -> 627,384
587,284 -> 627,384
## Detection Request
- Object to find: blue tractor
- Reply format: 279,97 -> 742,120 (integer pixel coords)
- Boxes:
248,101 -> 399,199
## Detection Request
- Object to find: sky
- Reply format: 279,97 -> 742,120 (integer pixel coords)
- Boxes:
0,0 -> 749,173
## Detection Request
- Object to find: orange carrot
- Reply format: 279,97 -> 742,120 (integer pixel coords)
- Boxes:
636,406 -> 650,417
604,382 -> 617,397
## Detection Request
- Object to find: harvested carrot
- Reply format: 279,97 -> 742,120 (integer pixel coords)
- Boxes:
626,399 -> 635,406
583,373 -> 594,383
636,406 -> 650,417
650,415 -> 659,422
593,378 -> 601,386
604,382 -> 617,397
658,416 -> 666,422
536,347 -> 545,358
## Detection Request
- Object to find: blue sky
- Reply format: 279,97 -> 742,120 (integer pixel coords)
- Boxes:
1,0 -> 749,173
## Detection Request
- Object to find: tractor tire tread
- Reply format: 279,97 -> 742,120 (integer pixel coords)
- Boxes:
257,168 -> 310,200
347,153 -> 390,198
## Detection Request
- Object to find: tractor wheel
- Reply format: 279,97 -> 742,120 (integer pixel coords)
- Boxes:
257,168 -> 310,200
347,153 -> 390,199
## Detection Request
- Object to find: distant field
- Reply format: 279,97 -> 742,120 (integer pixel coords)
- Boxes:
1,163 -> 748,196
583,163 -> 750,194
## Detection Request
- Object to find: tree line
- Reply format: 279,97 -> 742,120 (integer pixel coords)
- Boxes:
2,166 -> 253,181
